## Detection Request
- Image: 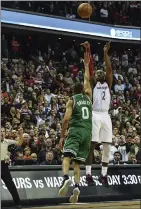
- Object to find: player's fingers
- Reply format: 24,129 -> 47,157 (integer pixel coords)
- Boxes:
107,42 -> 110,47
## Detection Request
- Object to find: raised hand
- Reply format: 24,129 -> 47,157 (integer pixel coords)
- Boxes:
104,42 -> 111,54
81,41 -> 90,49
84,52 -> 90,66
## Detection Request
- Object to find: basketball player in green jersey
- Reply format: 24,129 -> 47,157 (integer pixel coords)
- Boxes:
58,52 -> 92,203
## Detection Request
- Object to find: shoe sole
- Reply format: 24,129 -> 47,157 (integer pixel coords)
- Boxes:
58,179 -> 72,196
69,187 -> 80,204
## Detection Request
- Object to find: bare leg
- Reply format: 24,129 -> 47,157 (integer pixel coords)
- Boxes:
62,157 -> 71,175
99,143 -> 111,186
70,161 -> 81,203
72,161 -> 80,184
86,142 -> 95,174
85,142 -> 96,186
59,157 -> 72,196
101,143 -> 110,176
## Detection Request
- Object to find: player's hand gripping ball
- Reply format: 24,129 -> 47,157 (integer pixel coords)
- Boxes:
77,3 -> 93,19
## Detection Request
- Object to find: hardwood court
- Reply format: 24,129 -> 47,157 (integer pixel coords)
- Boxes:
24,200 -> 140,209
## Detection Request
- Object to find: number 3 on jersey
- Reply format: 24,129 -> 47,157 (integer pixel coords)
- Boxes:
82,107 -> 89,119
102,91 -> 105,100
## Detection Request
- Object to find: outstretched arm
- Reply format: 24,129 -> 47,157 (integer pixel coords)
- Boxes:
84,52 -> 92,100
59,99 -> 73,150
61,99 -> 73,139
104,42 -> 113,89
81,41 -> 96,87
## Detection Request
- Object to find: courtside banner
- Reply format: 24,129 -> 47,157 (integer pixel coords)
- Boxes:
1,10 -> 140,41
1,165 -> 141,204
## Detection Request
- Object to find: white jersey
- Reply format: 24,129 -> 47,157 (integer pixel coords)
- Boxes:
93,81 -> 111,112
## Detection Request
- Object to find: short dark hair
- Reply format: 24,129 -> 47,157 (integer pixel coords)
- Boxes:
114,151 -> 121,155
73,83 -> 84,95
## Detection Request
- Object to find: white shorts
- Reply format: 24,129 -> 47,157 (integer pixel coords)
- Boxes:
92,111 -> 112,143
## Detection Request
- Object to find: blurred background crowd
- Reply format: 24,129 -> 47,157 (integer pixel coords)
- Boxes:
1,1 -> 141,166
2,1 -> 140,26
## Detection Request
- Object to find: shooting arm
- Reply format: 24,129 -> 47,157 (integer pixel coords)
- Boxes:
61,99 -> 73,139
105,52 -> 113,89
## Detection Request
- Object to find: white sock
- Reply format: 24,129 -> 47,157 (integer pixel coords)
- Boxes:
101,166 -> 108,176
86,165 -> 91,175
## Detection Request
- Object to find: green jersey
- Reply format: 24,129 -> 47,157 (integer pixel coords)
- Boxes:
69,93 -> 92,130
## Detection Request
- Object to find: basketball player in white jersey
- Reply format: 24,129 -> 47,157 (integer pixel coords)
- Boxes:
81,41 -> 112,186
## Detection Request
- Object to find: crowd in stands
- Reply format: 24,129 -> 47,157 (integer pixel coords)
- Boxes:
1,29 -> 141,166
2,1 -> 140,26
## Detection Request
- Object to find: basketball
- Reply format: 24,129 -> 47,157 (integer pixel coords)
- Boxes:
77,3 -> 93,19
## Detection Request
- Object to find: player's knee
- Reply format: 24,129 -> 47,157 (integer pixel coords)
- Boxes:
102,143 -> 111,163
72,160 -> 80,168
72,159 -> 81,167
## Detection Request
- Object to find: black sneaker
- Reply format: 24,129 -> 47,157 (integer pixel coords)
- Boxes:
69,187 -> 80,203
58,178 -> 72,196
98,175 -> 108,186
86,174 -> 95,186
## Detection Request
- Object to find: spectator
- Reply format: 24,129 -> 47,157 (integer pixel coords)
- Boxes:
122,50 -> 128,67
93,150 -> 101,164
114,80 -> 124,93
38,137 -> 53,163
127,154 -> 137,164
118,135 -> 131,162
1,34 -> 8,58
109,151 -> 123,164
100,2 -> 109,23
41,151 -> 57,165
31,153 -> 39,165
11,36 -> 20,58
23,147 -> 32,160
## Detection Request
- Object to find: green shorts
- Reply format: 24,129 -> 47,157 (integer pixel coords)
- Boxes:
63,127 -> 92,162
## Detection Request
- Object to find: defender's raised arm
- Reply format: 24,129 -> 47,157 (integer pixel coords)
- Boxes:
83,52 -> 92,100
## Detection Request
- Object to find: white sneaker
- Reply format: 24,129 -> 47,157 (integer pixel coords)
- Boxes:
69,187 -> 80,203
58,179 -> 72,196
